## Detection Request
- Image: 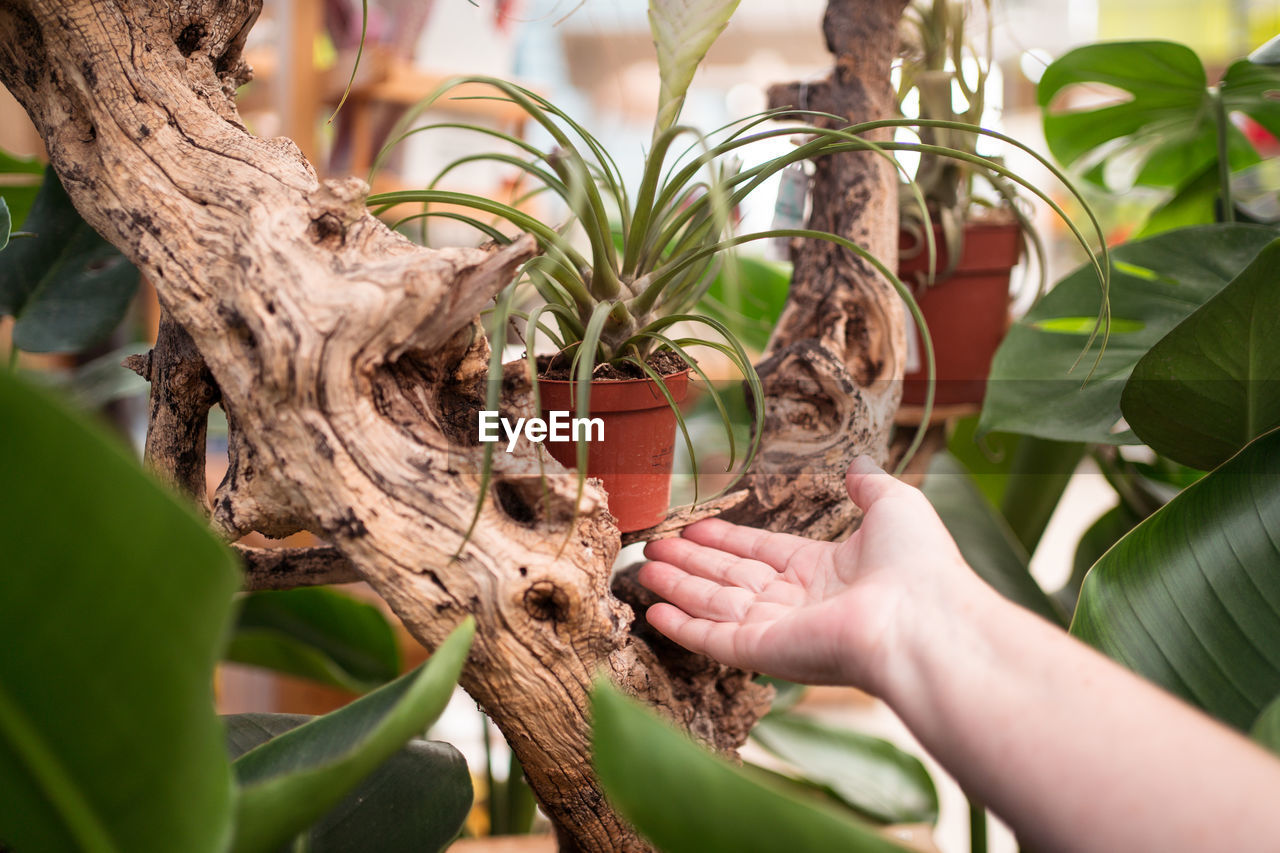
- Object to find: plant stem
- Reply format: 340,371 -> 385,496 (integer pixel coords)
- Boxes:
482,710 -> 501,835
1211,85 -> 1235,223
999,438 -> 1085,554
969,795 -> 988,853
503,752 -> 538,835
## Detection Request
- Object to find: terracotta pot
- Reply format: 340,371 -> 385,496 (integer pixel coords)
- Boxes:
900,220 -> 1021,407
536,369 -> 691,532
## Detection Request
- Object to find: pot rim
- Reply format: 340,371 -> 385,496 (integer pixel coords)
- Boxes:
534,367 -> 693,387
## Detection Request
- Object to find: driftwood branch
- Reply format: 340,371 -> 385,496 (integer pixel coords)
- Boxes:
235,544 -> 363,590
727,0 -> 912,541
619,490 -> 749,546
125,311 -> 220,504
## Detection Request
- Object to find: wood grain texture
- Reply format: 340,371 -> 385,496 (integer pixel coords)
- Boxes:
733,0 -> 911,541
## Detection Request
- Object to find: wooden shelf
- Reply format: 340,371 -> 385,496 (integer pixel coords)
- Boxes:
894,402 -> 981,426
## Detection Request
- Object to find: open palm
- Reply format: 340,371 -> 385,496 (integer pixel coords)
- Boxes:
639,458 -> 968,692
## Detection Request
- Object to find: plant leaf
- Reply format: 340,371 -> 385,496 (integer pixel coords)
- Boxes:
225,714 -> 471,853
0,167 -> 140,353
1037,42 -> 1276,189
226,587 -> 402,693
0,147 -> 44,229
1071,428 -> 1280,731
0,370 -> 239,853
1038,41 -> 1208,180
979,223 -> 1276,444
591,681 -> 907,853
1250,695 -> 1280,755
1250,33 -> 1280,65
649,0 -> 742,135
230,617 -> 474,853
922,454 -> 1064,625
1121,237 -> 1280,470
751,713 -> 938,825
697,254 -> 790,352
0,197 -> 10,252
1057,503 -> 1142,615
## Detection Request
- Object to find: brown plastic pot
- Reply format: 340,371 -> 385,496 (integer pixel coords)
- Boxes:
900,220 -> 1021,407
536,369 -> 692,532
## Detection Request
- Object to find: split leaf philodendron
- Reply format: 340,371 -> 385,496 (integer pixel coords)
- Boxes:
1037,40 -> 1280,235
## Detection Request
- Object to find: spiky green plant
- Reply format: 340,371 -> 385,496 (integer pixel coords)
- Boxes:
366,0 -> 1108,539
896,0 -> 1047,290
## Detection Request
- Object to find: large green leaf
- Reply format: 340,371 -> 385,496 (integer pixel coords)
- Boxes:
750,713 -> 938,825
225,714 -> 471,853
230,617 -> 474,853
923,454 -> 1064,625
1250,694 -> 1280,755
1038,41 -> 1208,181
1057,503 -> 1142,615
1037,43 -> 1278,207
0,147 -> 44,229
0,370 -> 240,853
649,0 -> 742,134
591,682 -> 906,853
979,223 -> 1276,444
1120,237 -> 1280,470
698,254 -> 790,353
0,167 -> 139,353
1071,428 -> 1280,731
227,587 -> 402,693
946,416 -> 1021,509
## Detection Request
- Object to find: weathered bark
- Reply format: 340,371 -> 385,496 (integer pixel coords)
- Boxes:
124,310 -> 219,503
727,0 -> 911,540
0,3 -> 772,849
236,544 -> 362,590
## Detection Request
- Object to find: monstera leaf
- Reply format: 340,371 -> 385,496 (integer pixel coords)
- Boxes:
1037,41 -> 1280,234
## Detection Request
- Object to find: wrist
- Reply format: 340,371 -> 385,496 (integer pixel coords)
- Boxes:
871,562 -> 1004,707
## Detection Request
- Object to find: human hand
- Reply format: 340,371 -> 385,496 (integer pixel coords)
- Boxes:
638,456 -> 978,694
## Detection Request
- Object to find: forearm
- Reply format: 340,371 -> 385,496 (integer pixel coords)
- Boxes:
884,576 -> 1280,853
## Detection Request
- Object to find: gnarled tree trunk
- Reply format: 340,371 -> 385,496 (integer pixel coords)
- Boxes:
730,0 -> 911,540
0,0 -> 906,849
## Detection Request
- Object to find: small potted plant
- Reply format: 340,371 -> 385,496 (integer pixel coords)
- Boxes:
368,0 -> 1100,532
895,0 -> 1040,407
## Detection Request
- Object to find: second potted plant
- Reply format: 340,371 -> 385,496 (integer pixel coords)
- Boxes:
895,0 -> 1036,407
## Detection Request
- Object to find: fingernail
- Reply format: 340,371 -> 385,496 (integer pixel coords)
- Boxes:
851,455 -> 878,474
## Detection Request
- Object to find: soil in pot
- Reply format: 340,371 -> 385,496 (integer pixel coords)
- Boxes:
900,220 -> 1021,407
536,350 -> 691,533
